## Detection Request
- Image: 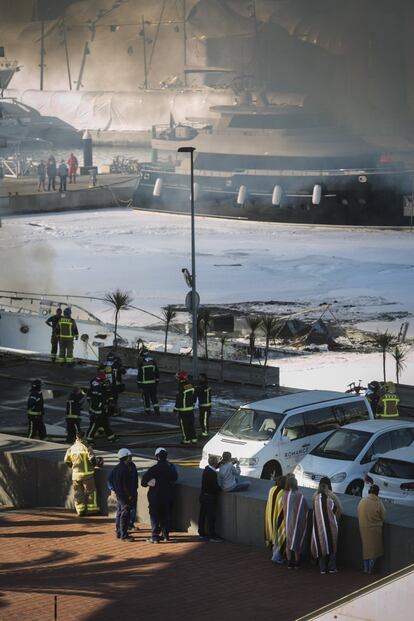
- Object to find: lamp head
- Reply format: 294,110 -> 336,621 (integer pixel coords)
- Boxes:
177,146 -> 196,153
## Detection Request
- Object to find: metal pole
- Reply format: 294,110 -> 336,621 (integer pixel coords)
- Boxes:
190,149 -> 198,380
142,16 -> 148,89
183,0 -> 187,86
54,595 -> 57,620
62,18 -> 72,90
40,19 -> 45,91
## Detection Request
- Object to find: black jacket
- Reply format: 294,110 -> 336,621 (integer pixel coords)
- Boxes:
141,460 -> 178,503
108,461 -> 137,501
27,389 -> 44,415
201,466 -> 221,495
197,383 -> 212,407
174,381 -> 195,412
45,314 -> 61,331
137,362 -> 159,385
66,390 -> 85,418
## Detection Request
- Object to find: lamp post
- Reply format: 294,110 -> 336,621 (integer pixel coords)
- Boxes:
177,146 -> 198,380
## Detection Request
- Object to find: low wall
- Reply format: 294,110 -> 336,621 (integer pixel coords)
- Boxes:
99,346 -> 279,387
1,433 -> 414,573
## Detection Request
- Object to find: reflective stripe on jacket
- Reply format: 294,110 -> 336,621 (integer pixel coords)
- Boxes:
175,384 -> 195,412
64,439 -> 96,480
57,317 -> 78,339
380,394 -> 400,417
198,385 -> 211,407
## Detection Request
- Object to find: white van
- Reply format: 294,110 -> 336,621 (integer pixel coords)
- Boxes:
200,390 -> 374,479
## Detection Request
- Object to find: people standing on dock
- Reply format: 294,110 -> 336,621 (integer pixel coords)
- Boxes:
357,484 -> 386,574
265,475 -> 286,563
311,479 -> 341,574
47,155 -> 56,191
27,379 -> 47,440
197,373 -> 212,437
65,385 -> 86,444
141,447 -> 178,543
86,371 -> 116,444
108,448 -> 137,542
45,307 -> 62,362
58,159 -> 68,192
64,430 -> 100,516
104,352 -> 126,416
37,160 -> 46,192
282,474 -> 308,569
198,455 -> 222,542
56,307 -> 78,365
68,153 -> 79,184
137,353 -> 160,416
174,371 -> 197,444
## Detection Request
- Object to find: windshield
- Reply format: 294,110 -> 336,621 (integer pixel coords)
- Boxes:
220,408 -> 284,441
311,428 -> 373,461
372,457 -> 414,479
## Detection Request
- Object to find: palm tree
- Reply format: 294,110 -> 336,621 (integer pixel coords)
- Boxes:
246,315 -> 262,364
371,330 -> 395,383
103,289 -> 133,350
261,315 -> 279,367
392,345 -> 408,385
162,305 -> 177,352
197,307 -> 212,359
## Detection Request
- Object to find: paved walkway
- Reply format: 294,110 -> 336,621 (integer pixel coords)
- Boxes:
0,509 -> 376,621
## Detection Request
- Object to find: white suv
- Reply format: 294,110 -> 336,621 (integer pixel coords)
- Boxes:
294,420 -> 414,496
363,446 -> 414,506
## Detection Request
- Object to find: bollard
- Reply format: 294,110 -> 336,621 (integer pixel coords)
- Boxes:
82,129 -> 93,169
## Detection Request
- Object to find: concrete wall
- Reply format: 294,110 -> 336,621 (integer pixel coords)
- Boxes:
99,345 -> 279,387
1,433 -> 414,573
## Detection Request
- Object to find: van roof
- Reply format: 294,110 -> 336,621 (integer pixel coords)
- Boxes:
243,390 -> 363,415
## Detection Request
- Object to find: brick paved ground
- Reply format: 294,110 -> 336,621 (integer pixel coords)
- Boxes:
0,509 -> 376,621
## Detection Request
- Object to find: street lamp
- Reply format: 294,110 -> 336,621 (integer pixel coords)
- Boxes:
177,145 -> 199,380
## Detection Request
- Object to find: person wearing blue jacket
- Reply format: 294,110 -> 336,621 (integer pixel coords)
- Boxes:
108,448 -> 137,542
141,447 -> 178,543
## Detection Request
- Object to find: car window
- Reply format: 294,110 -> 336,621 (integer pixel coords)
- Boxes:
389,428 -> 414,450
311,428 -> 372,461
362,432 -> 393,463
282,413 -> 306,441
303,407 -> 338,436
220,408 -> 284,441
341,401 -> 371,424
372,457 -> 414,479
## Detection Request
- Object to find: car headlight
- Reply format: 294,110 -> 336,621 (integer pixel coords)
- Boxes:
330,472 -> 347,483
238,457 -> 258,467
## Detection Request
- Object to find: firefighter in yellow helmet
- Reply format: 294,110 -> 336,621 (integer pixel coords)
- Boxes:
64,430 -> 100,516
56,307 -> 79,365
377,382 -> 400,418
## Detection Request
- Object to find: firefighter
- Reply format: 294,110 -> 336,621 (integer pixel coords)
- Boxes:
377,382 -> 400,418
64,430 -> 99,516
104,352 -> 126,416
197,373 -> 212,437
56,307 -> 79,365
45,307 -> 62,362
366,380 -> 381,416
86,372 -> 116,443
137,353 -> 160,415
174,371 -> 197,444
65,386 -> 86,444
27,379 -> 47,440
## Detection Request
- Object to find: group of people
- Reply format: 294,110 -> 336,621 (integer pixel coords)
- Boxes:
37,153 -> 79,192
366,380 -> 400,418
265,473 -> 386,575
46,307 -> 79,365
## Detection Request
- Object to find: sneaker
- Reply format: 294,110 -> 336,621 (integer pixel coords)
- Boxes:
147,537 -> 160,544
77,512 -> 86,517
320,570 -> 327,575
121,536 -> 134,542
209,537 -> 224,543
329,569 -> 339,574
198,534 -> 209,541
294,561 -> 301,570
191,439 -> 198,444
287,561 -> 295,569
201,432 -> 209,437
181,440 -> 191,445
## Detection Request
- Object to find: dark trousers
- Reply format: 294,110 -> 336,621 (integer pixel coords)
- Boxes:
149,500 -> 172,539
319,553 -> 337,573
129,496 -> 138,527
50,334 -> 59,360
28,415 -> 46,440
66,417 -> 81,443
199,406 -> 211,435
178,411 -> 197,442
87,413 -> 115,441
59,176 -> 67,191
198,493 -> 218,538
48,175 -> 56,191
116,497 -> 131,539
142,385 -> 159,414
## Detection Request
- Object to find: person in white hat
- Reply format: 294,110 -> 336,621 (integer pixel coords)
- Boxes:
141,447 -> 178,543
108,448 -> 137,541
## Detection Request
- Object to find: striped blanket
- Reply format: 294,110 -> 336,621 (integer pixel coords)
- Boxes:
282,490 -> 308,553
311,492 -> 338,559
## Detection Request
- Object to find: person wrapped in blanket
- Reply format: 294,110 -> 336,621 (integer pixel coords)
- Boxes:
264,475 -> 287,564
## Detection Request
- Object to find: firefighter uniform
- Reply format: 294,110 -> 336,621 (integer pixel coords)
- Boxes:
56,308 -> 79,364
137,356 -> 160,415
65,387 -> 86,444
45,309 -> 62,362
27,380 -> 47,440
104,353 -> 126,415
378,383 -> 400,418
86,377 -> 116,442
197,375 -> 212,437
64,437 -> 99,515
174,374 -> 197,444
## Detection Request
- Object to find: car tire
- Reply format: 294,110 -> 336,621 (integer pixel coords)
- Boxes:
346,480 -> 364,496
261,461 -> 282,481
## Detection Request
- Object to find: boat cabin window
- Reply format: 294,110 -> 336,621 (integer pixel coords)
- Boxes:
228,113 -> 323,130
195,153 -> 378,172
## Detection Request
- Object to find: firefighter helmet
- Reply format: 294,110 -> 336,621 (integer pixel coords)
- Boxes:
176,371 -> 188,382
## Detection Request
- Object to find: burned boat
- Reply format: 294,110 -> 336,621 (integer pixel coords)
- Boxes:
133,100 -> 414,225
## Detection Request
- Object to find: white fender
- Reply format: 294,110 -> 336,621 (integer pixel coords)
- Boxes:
237,185 -> 247,206
153,177 -> 163,197
272,185 -> 283,206
192,182 -> 200,201
312,184 -> 322,205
